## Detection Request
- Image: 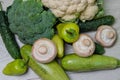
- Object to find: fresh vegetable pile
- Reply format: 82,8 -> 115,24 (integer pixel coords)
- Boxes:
0,0 -> 119,80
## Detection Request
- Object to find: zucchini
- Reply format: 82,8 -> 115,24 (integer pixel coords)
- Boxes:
78,15 -> 115,32
0,11 -> 21,59
61,54 -> 120,72
20,45 -> 69,80
94,42 -> 105,55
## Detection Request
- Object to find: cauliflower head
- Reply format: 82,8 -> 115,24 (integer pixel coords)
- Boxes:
41,0 -> 98,21
7,0 -> 56,44
80,4 -> 98,21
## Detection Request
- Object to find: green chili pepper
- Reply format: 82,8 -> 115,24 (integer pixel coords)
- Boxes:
57,22 -> 79,43
3,59 -> 28,76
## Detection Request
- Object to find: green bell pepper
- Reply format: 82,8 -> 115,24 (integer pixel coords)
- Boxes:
57,22 -> 79,43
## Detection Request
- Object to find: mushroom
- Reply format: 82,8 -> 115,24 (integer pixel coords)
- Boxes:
32,38 -> 57,63
95,25 -> 117,47
73,34 -> 95,57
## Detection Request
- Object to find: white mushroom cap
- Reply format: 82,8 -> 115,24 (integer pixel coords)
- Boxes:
73,34 -> 95,57
95,25 -> 117,47
32,38 -> 57,63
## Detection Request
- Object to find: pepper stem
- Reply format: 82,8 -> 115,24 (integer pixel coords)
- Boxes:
66,29 -> 76,38
24,56 -> 30,66
117,59 -> 120,67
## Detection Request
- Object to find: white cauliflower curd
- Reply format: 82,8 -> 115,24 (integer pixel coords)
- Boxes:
41,0 -> 98,21
80,4 -> 98,21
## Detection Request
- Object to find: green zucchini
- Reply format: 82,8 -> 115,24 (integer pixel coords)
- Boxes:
78,15 -> 115,32
61,54 -> 120,72
0,11 -> 21,59
94,42 -> 105,55
20,45 -> 70,80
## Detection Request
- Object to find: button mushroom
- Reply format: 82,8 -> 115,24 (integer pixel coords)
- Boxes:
95,25 -> 117,47
32,38 -> 57,63
73,34 -> 95,57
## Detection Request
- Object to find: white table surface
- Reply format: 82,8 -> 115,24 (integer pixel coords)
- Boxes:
0,0 -> 120,80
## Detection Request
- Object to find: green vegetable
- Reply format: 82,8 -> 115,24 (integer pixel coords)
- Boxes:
20,45 -> 70,80
94,42 -> 105,55
95,0 -> 105,19
78,15 -> 115,32
3,59 -> 28,76
61,54 -> 120,72
57,22 -> 79,43
0,2 -> 2,11
0,11 -> 21,59
7,0 -> 56,44
52,34 -> 64,58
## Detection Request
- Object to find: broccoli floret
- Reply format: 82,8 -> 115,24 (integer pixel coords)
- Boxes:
7,0 -> 56,44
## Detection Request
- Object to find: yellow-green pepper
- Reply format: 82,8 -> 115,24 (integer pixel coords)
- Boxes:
57,22 -> 79,43
3,59 -> 28,76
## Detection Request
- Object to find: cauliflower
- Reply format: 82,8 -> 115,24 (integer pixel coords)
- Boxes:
41,0 -> 98,21
80,4 -> 98,21
41,0 -> 88,21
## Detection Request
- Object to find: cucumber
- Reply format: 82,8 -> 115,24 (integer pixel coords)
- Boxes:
61,54 -> 120,72
78,15 -> 115,32
0,11 -> 21,59
94,42 -> 105,55
20,45 -> 69,80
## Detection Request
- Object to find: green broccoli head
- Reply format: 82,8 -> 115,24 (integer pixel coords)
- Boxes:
8,0 -> 56,44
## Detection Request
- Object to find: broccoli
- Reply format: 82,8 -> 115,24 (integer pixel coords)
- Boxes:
7,0 -> 56,44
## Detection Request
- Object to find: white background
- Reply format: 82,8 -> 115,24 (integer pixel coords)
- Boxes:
0,0 -> 120,80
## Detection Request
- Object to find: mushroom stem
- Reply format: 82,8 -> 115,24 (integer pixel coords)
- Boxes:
107,31 -> 114,39
83,39 -> 91,47
38,46 -> 47,54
